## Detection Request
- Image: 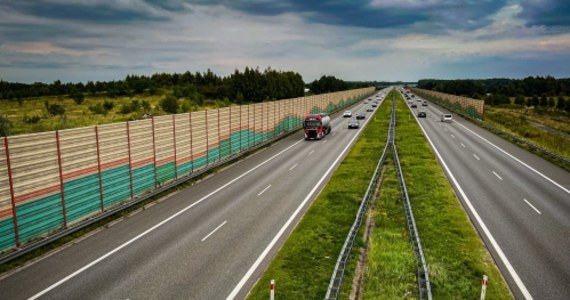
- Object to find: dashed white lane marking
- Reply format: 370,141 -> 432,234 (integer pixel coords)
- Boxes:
257,185 -> 272,196
332,132 -> 337,136
492,171 -> 503,181
308,150 -> 315,155
451,134 -> 455,139
201,220 -> 227,242
460,143 -> 466,148
289,163 -> 299,171
323,140 -> 328,144
523,199 -> 542,215
473,154 -> 481,161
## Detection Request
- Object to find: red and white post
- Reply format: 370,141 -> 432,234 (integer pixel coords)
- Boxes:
480,275 -> 488,300
270,279 -> 275,300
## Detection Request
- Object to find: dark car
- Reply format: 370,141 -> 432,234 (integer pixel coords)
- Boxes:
417,111 -> 427,118
348,119 -> 360,129
366,106 -> 374,112
422,101 -> 428,106
356,112 -> 366,119
411,103 -> 417,108
371,102 -> 378,107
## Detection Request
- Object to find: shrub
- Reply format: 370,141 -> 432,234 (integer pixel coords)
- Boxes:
23,115 -> 42,124
0,114 -> 12,137
103,100 -> 114,111
44,101 -> 66,116
160,95 -> 179,114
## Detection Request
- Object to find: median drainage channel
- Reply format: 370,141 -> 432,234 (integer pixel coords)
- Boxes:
325,93 -> 431,299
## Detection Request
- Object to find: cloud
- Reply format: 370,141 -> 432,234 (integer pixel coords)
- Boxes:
518,0 -> 570,27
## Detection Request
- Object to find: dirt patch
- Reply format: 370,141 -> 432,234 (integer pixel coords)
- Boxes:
349,167 -> 386,300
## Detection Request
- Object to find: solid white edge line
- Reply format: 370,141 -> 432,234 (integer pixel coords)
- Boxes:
523,199 -> 542,215
461,143 -> 466,148
473,154 -> 481,161
289,163 -> 299,171
28,138 -> 305,300
455,122 -> 570,195
226,104 -> 376,300
257,185 -> 272,196
492,171 -> 504,181
412,111 -> 534,300
201,220 -> 228,242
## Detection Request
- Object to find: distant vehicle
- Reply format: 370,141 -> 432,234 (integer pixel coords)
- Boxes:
343,111 -> 352,117
411,103 -> 417,108
304,113 -> 331,140
366,106 -> 374,112
371,103 -> 378,107
356,112 -> 366,119
422,101 -> 428,106
348,119 -> 360,129
441,114 -> 453,122
417,111 -> 427,118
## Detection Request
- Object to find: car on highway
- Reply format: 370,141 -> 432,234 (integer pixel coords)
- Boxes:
417,110 -> 427,118
371,102 -> 378,107
355,112 -> 366,119
422,101 -> 428,106
411,103 -> 417,108
441,114 -> 452,122
347,119 -> 360,129
343,111 -> 352,117
366,106 -> 374,112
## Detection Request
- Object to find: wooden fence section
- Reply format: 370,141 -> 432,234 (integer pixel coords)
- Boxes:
411,87 -> 485,119
0,87 -> 374,253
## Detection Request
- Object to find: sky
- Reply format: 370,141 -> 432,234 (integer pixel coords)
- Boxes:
1,0 -> 570,84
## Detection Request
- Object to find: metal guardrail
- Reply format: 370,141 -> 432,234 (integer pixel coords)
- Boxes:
476,120 -> 570,166
393,144 -> 432,299
416,91 -> 570,168
325,91 -> 432,300
324,94 -> 392,300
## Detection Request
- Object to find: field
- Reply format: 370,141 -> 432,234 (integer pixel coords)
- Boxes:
0,92 -> 231,135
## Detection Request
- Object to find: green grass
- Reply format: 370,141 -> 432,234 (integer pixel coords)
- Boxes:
392,93 -> 512,299
363,155 -> 418,299
246,95 -> 392,299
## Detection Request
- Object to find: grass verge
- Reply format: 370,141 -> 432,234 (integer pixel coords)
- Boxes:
393,93 -> 512,298
246,96 -> 391,299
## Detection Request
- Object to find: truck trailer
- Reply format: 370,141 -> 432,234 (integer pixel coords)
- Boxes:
303,113 -> 331,140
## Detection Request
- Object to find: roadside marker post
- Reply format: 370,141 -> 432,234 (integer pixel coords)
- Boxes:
270,279 -> 275,300
480,275 -> 488,300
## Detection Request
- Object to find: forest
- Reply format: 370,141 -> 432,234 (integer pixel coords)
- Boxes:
417,77 -> 570,111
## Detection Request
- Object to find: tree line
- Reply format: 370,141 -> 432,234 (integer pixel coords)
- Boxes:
0,67 -> 311,103
417,77 -> 570,111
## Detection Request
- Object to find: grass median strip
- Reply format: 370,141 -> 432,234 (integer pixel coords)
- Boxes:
247,97 -> 391,299
363,153 -> 418,299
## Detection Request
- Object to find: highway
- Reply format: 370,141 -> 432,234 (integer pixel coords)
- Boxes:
0,90 -> 389,300
404,91 -> 570,300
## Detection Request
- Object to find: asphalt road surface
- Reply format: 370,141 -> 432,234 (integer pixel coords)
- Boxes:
405,91 -> 570,300
0,90 -> 390,300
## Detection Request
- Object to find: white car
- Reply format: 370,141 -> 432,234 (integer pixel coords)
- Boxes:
441,114 -> 453,122
343,111 -> 352,117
